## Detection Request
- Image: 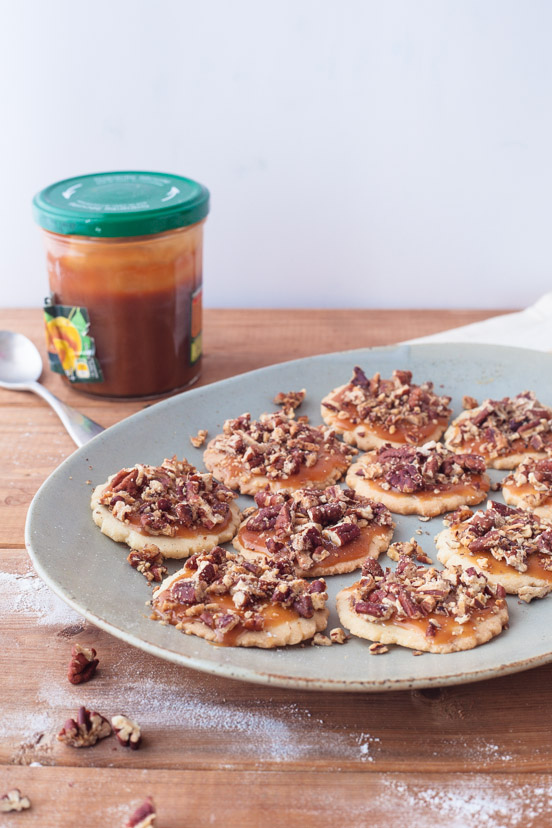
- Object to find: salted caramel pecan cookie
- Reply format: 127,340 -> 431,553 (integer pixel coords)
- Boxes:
151,545 -> 329,647
321,367 -> 452,450
336,554 -> 508,653
91,457 -> 241,558
436,500 -> 552,602
233,485 -> 394,577
203,411 -> 355,495
502,456 -> 552,518
444,392 -> 552,469
346,441 -> 489,517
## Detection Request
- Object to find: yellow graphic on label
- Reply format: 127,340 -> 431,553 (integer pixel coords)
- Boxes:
43,300 -> 103,383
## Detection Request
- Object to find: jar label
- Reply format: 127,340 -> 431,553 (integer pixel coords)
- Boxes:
43,299 -> 104,383
190,286 -> 202,364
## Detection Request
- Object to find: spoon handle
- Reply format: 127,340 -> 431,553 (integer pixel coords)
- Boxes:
30,382 -> 105,447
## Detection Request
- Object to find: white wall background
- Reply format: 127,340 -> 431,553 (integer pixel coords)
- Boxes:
1,0 -> 551,309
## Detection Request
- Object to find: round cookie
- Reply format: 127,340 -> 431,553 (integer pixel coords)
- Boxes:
151,546 -> 329,647
346,441 -> 489,517
435,501 -> 552,603
336,554 -> 508,654
203,411 -> 355,495
444,392 -> 552,469
91,457 -> 241,558
321,367 -> 452,450
232,485 -> 394,577
502,456 -> 552,519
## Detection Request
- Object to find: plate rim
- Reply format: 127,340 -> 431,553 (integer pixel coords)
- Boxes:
25,341 -> 552,692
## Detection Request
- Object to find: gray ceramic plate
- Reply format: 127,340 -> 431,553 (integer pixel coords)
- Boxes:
25,343 -> 552,692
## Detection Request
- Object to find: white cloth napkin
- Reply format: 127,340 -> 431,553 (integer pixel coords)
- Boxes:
405,293 -> 552,351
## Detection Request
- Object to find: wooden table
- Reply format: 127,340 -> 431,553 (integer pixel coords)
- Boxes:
3,308 -> 551,828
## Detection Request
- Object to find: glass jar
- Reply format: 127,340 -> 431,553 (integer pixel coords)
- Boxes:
33,171 -> 209,398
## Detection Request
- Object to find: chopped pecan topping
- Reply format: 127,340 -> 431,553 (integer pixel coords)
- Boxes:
190,429 -> 208,448
208,411 -> 355,480
462,395 -> 479,410
446,499 -> 552,575
127,544 -> 168,583
126,797 -> 156,828
448,392 -> 552,458
0,789 -> 31,812
243,485 -> 393,572
503,455 -> 552,506
152,546 -> 328,640
112,714 -> 142,749
57,706 -> 112,747
273,389 -> 306,417
369,643 -> 389,654
67,643 -> 99,685
387,539 -> 432,564
323,368 -> 452,439
99,457 -> 237,537
329,627 -> 348,644
358,441 -> 487,494
352,553 -> 504,624
312,633 -> 332,646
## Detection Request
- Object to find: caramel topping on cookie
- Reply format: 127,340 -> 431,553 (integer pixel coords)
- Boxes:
98,457 -> 237,538
354,441 -> 487,494
445,500 -> 552,574
238,485 -> 393,573
503,456 -> 552,500
152,546 -> 328,643
351,554 -> 505,629
323,368 -> 452,440
207,411 -> 355,481
446,392 -> 552,460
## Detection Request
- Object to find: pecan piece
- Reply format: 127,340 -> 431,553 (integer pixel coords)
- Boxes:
273,389 -> 306,417
190,428 -> 208,448
246,505 -> 282,531
112,714 -> 142,750
0,789 -> 31,813
127,544 -> 168,583
312,633 -> 332,646
126,797 -> 156,828
57,706 -> 112,748
330,627 -> 348,644
67,643 -> 99,685
369,642 -> 389,655
323,521 -> 361,547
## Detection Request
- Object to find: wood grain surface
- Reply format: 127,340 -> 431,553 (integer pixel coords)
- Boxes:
4,307 -> 551,828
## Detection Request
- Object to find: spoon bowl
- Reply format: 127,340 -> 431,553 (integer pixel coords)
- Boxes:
0,330 -> 105,446
0,330 -> 43,386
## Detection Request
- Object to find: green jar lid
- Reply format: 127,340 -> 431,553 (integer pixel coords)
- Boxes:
32,171 -> 210,238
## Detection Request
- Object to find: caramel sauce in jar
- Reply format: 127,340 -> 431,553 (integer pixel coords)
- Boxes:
34,171 -> 209,399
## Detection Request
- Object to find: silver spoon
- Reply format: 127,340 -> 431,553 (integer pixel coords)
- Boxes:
0,330 -> 105,447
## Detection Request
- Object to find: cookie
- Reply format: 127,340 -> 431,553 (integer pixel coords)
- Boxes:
502,456 -> 552,518
91,457 -> 241,558
203,411 -> 355,495
321,367 -> 452,450
336,554 -> 508,653
346,441 -> 489,517
232,485 -> 394,577
436,500 -> 552,602
151,545 -> 329,647
444,392 -> 552,469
